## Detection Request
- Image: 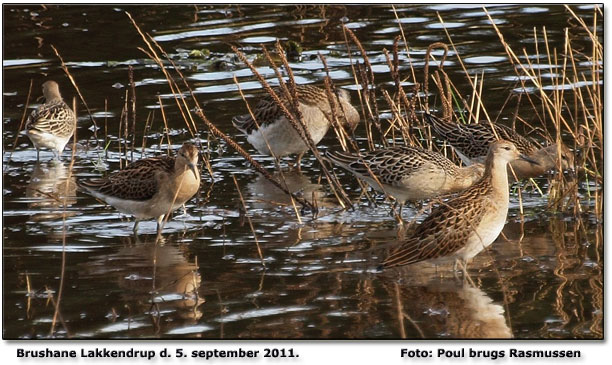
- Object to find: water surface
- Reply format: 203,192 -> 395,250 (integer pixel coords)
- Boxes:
2,4 -> 602,339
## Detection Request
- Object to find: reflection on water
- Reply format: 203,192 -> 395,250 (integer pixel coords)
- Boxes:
2,4 -> 602,339
246,170 -> 333,210
23,161 -> 78,242
382,277 -> 512,339
81,237 -> 203,336
25,161 -> 76,211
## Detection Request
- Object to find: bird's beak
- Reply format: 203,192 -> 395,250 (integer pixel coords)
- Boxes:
187,162 -> 198,178
519,154 -> 539,165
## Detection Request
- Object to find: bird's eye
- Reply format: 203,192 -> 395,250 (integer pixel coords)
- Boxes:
503,147 -> 511,151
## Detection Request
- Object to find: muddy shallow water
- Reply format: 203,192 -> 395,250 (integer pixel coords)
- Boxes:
2,4 -> 602,339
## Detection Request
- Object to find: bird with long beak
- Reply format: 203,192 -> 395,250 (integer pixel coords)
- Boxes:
78,143 -> 201,234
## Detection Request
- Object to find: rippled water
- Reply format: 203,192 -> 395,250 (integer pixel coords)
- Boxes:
2,4 -> 602,339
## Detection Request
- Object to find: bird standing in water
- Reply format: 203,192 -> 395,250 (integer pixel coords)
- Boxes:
381,141 -> 538,272
232,85 -> 360,169
325,145 -> 484,216
78,143 -> 201,234
25,80 -> 77,160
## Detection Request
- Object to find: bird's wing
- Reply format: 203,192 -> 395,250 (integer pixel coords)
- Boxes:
26,100 -> 76,138
79,160 -> 169,201
382,187 -> 489,268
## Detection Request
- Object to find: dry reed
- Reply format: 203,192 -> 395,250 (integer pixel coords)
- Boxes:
125,11 -> 317,214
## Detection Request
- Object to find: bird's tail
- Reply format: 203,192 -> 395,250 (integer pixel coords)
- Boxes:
231,114 -> 254,134
423,113 -> 459,139
324,149 -> 357,169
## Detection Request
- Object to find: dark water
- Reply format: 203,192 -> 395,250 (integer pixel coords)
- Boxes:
2,4 -> 602,339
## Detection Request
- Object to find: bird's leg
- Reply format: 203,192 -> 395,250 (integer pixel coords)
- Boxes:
294,152 -> 305,172
389,201 -> 398,217
273,157 -> 282,171
390,200 -> 405,225
457,260 -> 476,287
132,220 -> 140,236
453,259 -> 460,280
36,148 -> 40,161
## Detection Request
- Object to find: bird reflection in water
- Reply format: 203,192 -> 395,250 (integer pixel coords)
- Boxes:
246,170 -> 334,210
25,161 -> 77,222
381,274 -> 512,339
81,236 -> 204,335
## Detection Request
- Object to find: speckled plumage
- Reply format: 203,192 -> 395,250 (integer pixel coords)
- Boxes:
424,113 -> 573,179
232,85 -> 360,166
325,146 -> 484,207
84,156 -> 175,201
381,140 -> 536,270
78,143 -> 201,234
25,81 -> 77,160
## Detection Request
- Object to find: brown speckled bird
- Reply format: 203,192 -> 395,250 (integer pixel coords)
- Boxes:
25,80 -> 77,160
78,143 -> 201,234
325,146 -> 484,216
232,85 -> 360,168
423,113 -> 573,179
381,140 -> 538,271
